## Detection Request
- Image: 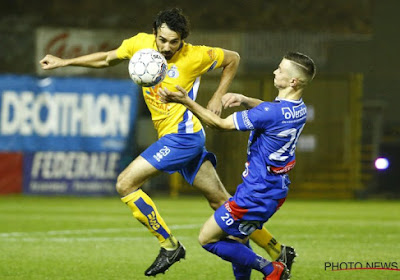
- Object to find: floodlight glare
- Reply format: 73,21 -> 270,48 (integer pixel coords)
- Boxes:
375,157 -> 389,170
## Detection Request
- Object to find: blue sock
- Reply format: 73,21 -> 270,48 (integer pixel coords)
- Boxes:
259,259 -> 274,276
232,240 -> 252,280
203,239 -> 273,276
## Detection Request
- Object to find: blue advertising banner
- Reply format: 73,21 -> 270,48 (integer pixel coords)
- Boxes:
0,74 -> 140,195
0,75 -> 139,152
23,152 -> 120,196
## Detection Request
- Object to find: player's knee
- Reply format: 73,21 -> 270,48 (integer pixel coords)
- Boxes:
115,175 -> 126,195
198,230 -> 209,246
198,225 -> 219,246
115,174 -> 138,196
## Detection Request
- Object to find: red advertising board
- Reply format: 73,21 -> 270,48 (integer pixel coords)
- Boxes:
0,153 -> 23,194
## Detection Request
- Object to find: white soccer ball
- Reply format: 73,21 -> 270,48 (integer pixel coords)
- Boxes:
128,49 -> 168,87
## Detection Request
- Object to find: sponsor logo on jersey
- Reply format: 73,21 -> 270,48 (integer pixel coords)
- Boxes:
269,160 -> 296,174
144,83 -> 170,114
282,105 -> 307,120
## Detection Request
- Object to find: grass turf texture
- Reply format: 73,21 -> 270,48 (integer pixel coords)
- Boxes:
0,196 -> 399,280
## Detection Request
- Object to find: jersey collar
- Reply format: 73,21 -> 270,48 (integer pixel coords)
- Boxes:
275,97 -> 303,104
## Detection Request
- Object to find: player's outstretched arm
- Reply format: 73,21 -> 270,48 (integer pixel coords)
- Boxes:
222,93 -> 264,109
159,86 -> 236,131
39,50 -> 121,70
206,49 -> 240,116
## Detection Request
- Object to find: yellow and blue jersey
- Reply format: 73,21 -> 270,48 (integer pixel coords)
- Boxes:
116,33 -> 225,138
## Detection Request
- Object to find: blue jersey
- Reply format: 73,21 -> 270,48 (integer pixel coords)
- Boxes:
232,97 -> 307,202
214,97 -> 307,231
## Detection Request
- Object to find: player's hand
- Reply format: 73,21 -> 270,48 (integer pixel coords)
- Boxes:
222,93 -> 245,109
206,96 -> 223,116
39,55 -> 65,70
158,85 -> 188,104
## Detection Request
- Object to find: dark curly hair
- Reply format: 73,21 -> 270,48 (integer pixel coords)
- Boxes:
153,8 -> 190,39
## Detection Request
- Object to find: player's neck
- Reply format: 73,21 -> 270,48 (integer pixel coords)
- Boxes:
277,88 -> 303,101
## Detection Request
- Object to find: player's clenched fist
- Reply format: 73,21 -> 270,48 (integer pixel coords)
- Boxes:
39,54 -> 65,70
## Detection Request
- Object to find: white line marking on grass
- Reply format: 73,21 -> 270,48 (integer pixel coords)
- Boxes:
3,236 -> 192,243
0,223 -> 202,238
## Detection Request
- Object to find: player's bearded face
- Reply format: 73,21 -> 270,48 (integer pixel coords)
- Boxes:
154,24 -> 182,60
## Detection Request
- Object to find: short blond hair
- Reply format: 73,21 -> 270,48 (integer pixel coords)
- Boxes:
284,52 -> 316,84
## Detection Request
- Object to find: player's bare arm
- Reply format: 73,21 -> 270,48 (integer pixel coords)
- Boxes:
222,93 -> 263,109
39,49 -> 121,70
159,86 -> 236,131
206,49 -> 240,116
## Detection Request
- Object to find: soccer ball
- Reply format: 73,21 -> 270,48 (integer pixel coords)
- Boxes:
128,48 -> 168,87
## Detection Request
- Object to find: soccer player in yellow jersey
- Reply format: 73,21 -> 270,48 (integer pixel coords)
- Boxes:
40,8 -> 296,277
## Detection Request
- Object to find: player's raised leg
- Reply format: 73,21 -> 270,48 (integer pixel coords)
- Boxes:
116,155 -> 185,276
198,214 -> 290,280
193,160 -> 296,272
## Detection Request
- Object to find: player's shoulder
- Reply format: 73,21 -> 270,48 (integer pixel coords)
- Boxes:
255,101 -> 280,113
135,32 -> 154,41
182,42 -> 205,55
175,43 -> 204,64
137,32 -> 153,38
251,100 -> 293,121
184,43 -> 221,56
184,41 -> 205,49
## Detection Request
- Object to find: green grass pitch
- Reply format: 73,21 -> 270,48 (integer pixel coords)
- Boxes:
0,196 -> 399,280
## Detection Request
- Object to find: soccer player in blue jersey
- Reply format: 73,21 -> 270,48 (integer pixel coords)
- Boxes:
159,52 -> 316,280
40,8 -> 297,277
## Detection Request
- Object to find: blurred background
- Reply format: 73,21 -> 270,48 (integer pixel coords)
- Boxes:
0,0 -> 399,199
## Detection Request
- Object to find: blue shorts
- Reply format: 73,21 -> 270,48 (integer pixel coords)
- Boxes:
214,197 -> 286,239
141,130 -> 216,185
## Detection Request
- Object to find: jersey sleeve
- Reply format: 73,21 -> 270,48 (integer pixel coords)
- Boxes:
194,46 -> 225,75
233,102 -> 274,131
